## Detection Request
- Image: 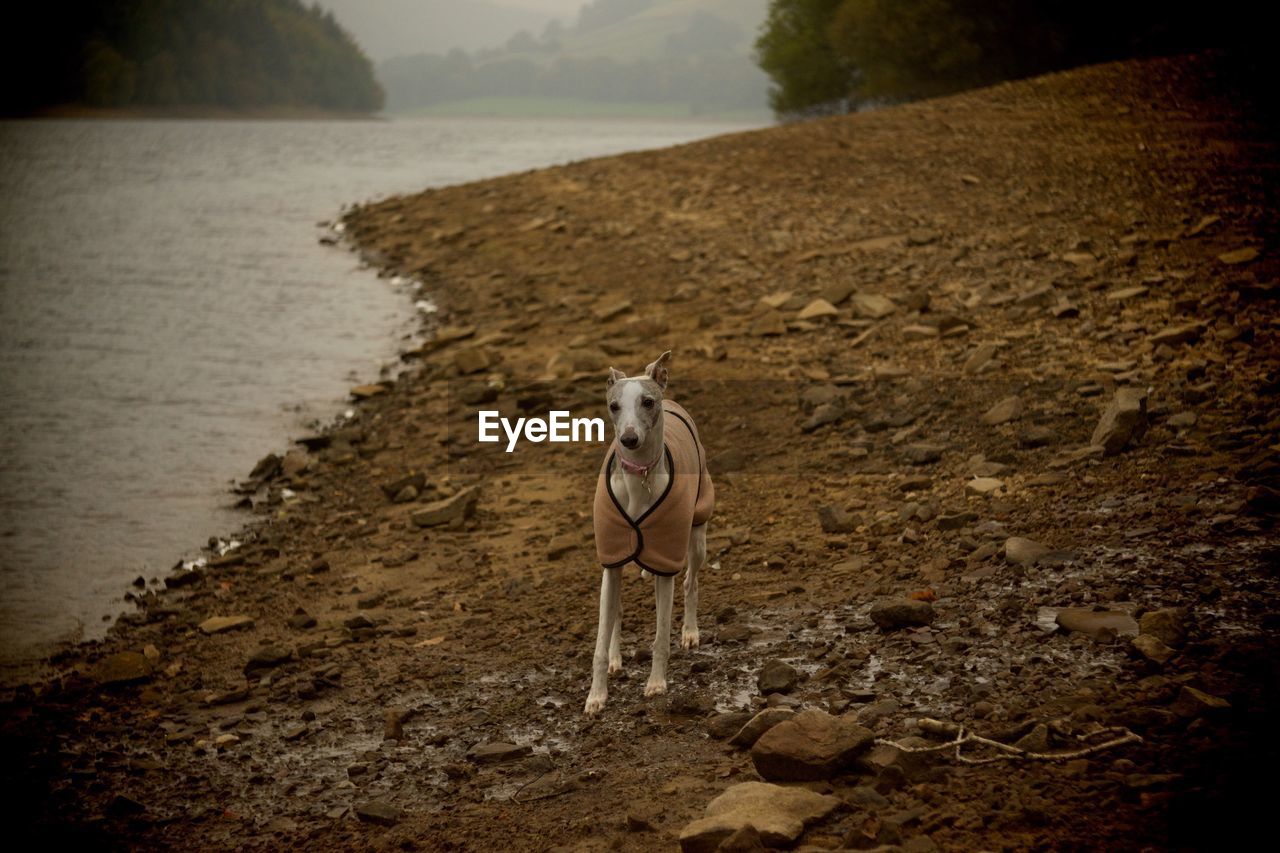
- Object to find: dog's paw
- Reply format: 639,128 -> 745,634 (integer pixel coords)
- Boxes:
643,679 -> 667,698
681,627 -> 700,650
583,693 -> 607,716
608,658 -> 623,675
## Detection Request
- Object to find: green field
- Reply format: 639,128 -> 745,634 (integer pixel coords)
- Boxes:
394,96 -> 771,122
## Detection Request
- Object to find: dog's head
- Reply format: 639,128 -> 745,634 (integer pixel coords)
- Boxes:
605,351 -> 670,450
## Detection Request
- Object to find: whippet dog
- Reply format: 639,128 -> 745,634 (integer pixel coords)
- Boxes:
584,351 -> 715,716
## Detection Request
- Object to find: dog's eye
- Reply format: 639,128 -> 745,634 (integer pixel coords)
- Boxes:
642,398 -> 655,409
609,402 -> 620,413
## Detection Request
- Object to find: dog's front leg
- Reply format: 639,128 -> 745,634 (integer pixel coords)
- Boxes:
645,574 -> 674,697
682,523 -> 707,649
585,569 -> 620,716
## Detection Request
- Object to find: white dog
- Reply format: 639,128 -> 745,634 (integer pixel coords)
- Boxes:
584,351 -> 715,716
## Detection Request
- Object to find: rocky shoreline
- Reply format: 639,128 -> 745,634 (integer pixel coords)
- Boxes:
3,52 -> 1278,850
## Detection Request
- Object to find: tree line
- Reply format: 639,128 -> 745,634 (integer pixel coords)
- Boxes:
4,0 -> 383,115
755,1 -> 1259,116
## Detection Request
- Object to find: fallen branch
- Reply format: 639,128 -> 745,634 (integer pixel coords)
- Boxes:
875,718 -> 1143,766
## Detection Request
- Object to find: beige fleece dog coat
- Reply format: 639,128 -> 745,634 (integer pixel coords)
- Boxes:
593,399 -> 715,576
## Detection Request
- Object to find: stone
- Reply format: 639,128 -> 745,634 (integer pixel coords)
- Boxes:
546,533 -> 578,559
198,615 -> 254,635
963,343 -> 1000,374
1055,608 -> 1139,641
380,472 -> 426,499
1091,387 -> 1148,456
349,383 -> 389,399
384,706 -> 413,740
593,299 -> 632,321
288,610 -> 317,630
851,293 -> 898,319
750,311 -> 787,337
280,450 -> 310,478
937,511 -> 978,531
1132,634 -> 1175,664
91,652 -> 153,686
355,800 -> 402,826
454,347 -> 494,374
818,504 -> 856,534
411,486 -> 480,527
1149,324 -> 1202,347
1018,425 -> 1056,448
902,324 -> 940,340
1217,247 -> 1259,265
903,443 -> 945,465
466,741 -> 531,763
981,395 -> 1023,426
750,710 -> 875,781
728,708 -> 795,748
1004,537 -> 1050,566
1139,608 -> 1186,648
243,645 -> 292,674
1106,285 -> 1149,302
801,403 -> 844,432
870,598 -> 935,630
677,782 -> 840,852
757,659 -> 800,695
966,477 -> 1004,496
797,298 -> 839,320
1169,686 -> 1231,717
907,229 -> 939,246
164,567 -> 203,589
708,711 -> 756,740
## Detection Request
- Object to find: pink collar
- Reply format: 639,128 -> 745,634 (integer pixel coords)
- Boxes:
618,446 -> 662,478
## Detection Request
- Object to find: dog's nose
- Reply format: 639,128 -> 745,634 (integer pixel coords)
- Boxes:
620,434 -> 639,449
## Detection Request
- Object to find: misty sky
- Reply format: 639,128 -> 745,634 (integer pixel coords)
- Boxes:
320,0 -> 592,61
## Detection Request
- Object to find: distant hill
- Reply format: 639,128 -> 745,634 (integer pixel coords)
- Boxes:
379,0 -> 771,116
316,0 -> 554,61
5,0 -> 383,116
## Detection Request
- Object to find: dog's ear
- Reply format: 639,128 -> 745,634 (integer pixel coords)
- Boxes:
607,367 -> 626,389
644,351 -> 672,389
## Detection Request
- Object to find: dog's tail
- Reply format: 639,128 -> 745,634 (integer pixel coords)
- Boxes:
640,568 -> 654,581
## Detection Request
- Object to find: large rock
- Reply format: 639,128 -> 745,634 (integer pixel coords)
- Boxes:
1091,388 -> 1148,456
91,652 -> 153,686
677,781 -> 840,852
1170,686 -> 1231,717
750,709 -> 874,781
870,598 -> 935,630
729,708 -> 795,749
1055,608 -> 1139,642
757,660 -> 800,694
411,486 -> 480,528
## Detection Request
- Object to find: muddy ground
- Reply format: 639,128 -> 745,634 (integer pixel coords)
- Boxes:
3,52 -> 1278,851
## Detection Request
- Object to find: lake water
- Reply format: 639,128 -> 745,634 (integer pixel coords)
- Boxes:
0,115 -> 763,673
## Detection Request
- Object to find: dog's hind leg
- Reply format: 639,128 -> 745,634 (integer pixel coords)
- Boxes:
645,574 -> 674,697
585,569 -> 620,716
681,523 -> 707,650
